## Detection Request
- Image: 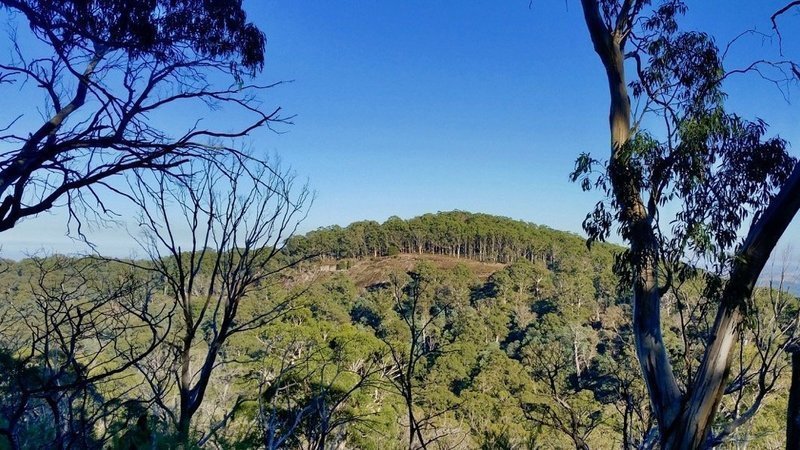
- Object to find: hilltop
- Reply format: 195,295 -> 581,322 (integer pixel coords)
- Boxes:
286,210 -> 622,267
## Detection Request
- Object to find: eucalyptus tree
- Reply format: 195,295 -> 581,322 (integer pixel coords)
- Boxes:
569,1 -> 800,447
520,314 -> 604,450
362,262 -> 462,449
0,0 -> 279,234
256,332 -> 389,450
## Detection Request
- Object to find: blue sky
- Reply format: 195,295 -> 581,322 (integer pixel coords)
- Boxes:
2,0 -> 799,260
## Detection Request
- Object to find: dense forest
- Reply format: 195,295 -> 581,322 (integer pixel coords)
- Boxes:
284,211 -> 622,266
0,212 -> 796,449
2,0 -> 800,448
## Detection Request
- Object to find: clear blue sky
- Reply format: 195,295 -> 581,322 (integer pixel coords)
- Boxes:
2,0 -> 799,260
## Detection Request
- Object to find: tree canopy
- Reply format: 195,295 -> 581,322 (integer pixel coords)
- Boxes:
0,0 -> 277,234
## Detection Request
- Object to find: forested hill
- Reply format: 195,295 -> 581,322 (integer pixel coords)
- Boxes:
285,211 -> 622,266
0,213 -> 794,448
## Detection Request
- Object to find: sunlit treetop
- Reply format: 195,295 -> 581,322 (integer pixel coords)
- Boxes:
2,0 -> 266,74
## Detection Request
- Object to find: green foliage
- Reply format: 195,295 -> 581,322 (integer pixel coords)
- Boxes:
0,213 -> 795,448
286,211 -> 620,267
10,0 -> 267,73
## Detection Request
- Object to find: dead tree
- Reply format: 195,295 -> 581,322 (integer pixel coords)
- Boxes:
0,255 -> 169,449
126,156 -> 309,444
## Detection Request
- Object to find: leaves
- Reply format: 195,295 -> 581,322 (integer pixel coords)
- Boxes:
8,0 -> 266,72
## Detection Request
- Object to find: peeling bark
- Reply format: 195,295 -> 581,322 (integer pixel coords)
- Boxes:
580,0 -> 681,437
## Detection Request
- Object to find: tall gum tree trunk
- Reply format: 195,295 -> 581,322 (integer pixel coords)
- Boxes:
663,306 -> 741,447
671,162 -> 800,448
579,0 -> 682,438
